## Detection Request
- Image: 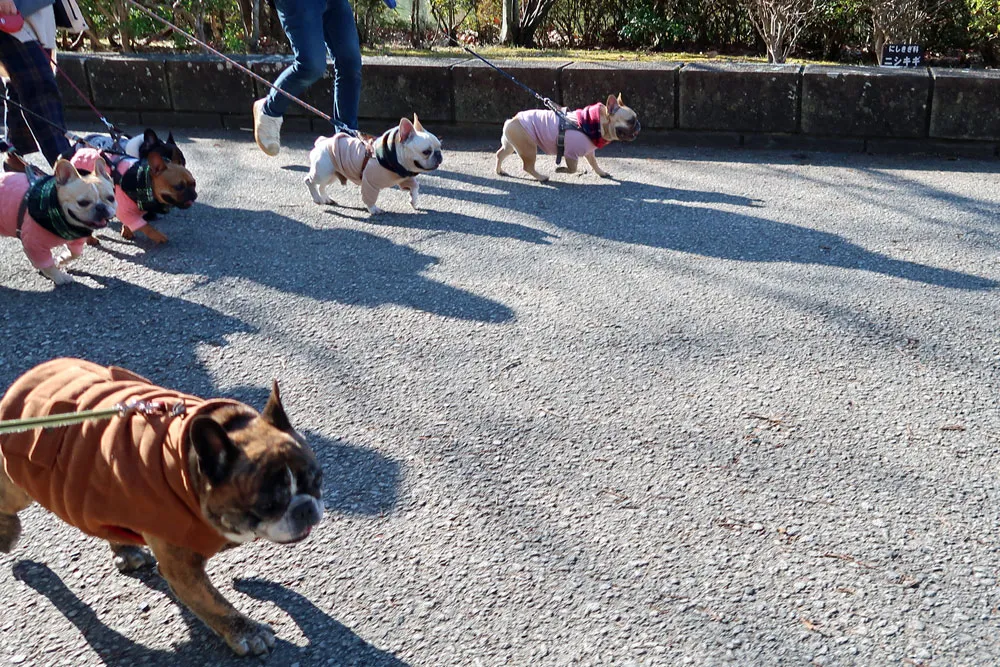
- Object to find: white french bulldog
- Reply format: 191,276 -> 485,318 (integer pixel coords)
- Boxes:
305,115 -> 443,215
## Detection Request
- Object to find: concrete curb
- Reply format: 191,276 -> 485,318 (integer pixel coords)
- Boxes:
55,54 -> 1000,157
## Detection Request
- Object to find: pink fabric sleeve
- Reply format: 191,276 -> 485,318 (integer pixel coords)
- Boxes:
20,234 -> 56,269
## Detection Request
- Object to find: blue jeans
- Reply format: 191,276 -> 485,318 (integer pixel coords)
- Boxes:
263,0 -> 362,130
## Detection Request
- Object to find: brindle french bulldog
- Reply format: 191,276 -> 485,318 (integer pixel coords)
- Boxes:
0,358 -> 323,656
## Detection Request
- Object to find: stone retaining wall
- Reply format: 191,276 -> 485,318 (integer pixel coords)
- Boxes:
55,54 -> 1000,156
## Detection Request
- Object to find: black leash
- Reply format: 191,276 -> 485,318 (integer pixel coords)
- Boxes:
0,90 -> 99,155
460,46 -> 580,164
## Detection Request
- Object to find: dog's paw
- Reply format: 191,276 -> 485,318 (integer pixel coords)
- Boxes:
41,267 -> 75,285
85,235 -> 101,247
112,545 -> 157,573
53,247 -> 76,267
141,227 -> 168,245
555,166 -> 573,174
224,618 -> 276,657
596,170 -> 612,179
121,226 -> 135,240
368,205 -> 385,216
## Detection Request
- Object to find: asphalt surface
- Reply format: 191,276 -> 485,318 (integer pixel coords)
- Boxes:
1,127 -> 999,667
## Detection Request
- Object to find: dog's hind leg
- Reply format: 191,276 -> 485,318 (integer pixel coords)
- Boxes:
109,542 -> 157,573
495,120 -> 516,176
502,118 -> 548,183
0,457 -> 33,553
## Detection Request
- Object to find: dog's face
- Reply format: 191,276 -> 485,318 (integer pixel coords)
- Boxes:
395,115 -> 443,173
189,382 -> 324,546
53,158 -> 117,231
147,152 -> 197,209
138,128 -> 186,166
600,94 -> 641,143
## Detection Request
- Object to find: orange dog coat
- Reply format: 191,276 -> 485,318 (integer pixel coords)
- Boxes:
0,358 -> 242,558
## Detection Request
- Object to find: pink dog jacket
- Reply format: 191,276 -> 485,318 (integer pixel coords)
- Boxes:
322,133 -> 416,208
0,173 -> 88,270
70,148 -> 147,232
515,103 -> 607,161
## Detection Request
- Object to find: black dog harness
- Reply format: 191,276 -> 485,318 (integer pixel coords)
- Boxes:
374,129 -> 418,178
555,111 -> 582,166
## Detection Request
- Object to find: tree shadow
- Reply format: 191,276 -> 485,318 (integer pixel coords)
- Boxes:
326,206 -> 557,245
0,275 -> 255,395
426,167 -> 995,291
94,204 -> 514,323
12,560 -> 409,667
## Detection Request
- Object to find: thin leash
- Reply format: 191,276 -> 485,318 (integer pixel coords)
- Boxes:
45,48 -> 129,144
460,46 -> 579,164
0,399 -> 187,435
460,46 -> 565,115
0,90 -> 101,153
123,0 -> 344,130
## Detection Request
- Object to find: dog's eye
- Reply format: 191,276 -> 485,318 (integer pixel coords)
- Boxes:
77,199 -> 91,207
174,184 -> 185,192
423,149 -> 432,156
105,195 -> 115,202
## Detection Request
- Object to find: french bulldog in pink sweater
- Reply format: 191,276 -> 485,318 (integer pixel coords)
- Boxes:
0,158 -> 116,285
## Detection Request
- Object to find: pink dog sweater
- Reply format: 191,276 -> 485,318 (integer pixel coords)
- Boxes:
0,173 -> 88,270
70,148 -> 147,232
322,132 -> 416,208
515,103 -> 608,160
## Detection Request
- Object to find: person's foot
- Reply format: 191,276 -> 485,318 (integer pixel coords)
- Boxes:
253,99 -> 282,156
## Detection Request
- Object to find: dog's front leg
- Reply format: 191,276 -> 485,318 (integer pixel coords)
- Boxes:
585,153 -> 611,178
400,177 -> 419,210
555,157 -> 579,174
146,536 -> 275,656
361,179 -> 384,215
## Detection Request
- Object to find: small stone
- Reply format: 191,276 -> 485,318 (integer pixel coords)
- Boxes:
913,648 -> 931,660
10,656 -> 26,665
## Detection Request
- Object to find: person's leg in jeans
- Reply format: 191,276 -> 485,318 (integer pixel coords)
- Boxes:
253,0 -> 327,155
0,36 -> 71,165
321,0 -> 361,131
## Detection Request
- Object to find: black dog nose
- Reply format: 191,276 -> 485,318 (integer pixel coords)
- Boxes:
96,204 -> 111,218
289,497 -> 320,526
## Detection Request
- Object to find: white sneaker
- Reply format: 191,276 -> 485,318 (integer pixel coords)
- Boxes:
253,98 -> 282,156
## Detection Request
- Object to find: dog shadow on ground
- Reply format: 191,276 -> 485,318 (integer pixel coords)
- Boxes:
12,560 -> 409,667
94,204 -> 515,323
426,168 -> 997,291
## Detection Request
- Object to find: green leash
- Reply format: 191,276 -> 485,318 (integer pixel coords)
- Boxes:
0,400 -> 187,436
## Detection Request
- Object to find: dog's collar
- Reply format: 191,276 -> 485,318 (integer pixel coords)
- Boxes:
24,176 -> 91,241
120,159 -> 171,214
374,129 -> 418,178
575,103 -> 610,149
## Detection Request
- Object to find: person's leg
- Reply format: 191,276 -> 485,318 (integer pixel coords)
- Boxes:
254,0 -> 328,155
262,0 -> 328,118
321,0 -> 361,131
0,37 -> 71,165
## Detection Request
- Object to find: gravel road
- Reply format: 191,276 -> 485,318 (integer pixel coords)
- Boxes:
0,128 -> 999,666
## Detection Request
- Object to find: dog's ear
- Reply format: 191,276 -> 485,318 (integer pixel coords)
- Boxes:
146,151 -> 168,176
166,131 -> 176,146
92,156 -> 112,182
617,92 -> 625,107
399,117 -> 415,142
607,94 -> 620,113
261,380 -> 293,432
413,114 -> 424,133
53,159 -> 81,186
142,128 -> 161,152
190,416 -> 240,485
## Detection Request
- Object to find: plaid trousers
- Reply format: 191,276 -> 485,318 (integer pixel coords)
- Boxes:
0,33 -> 71,165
